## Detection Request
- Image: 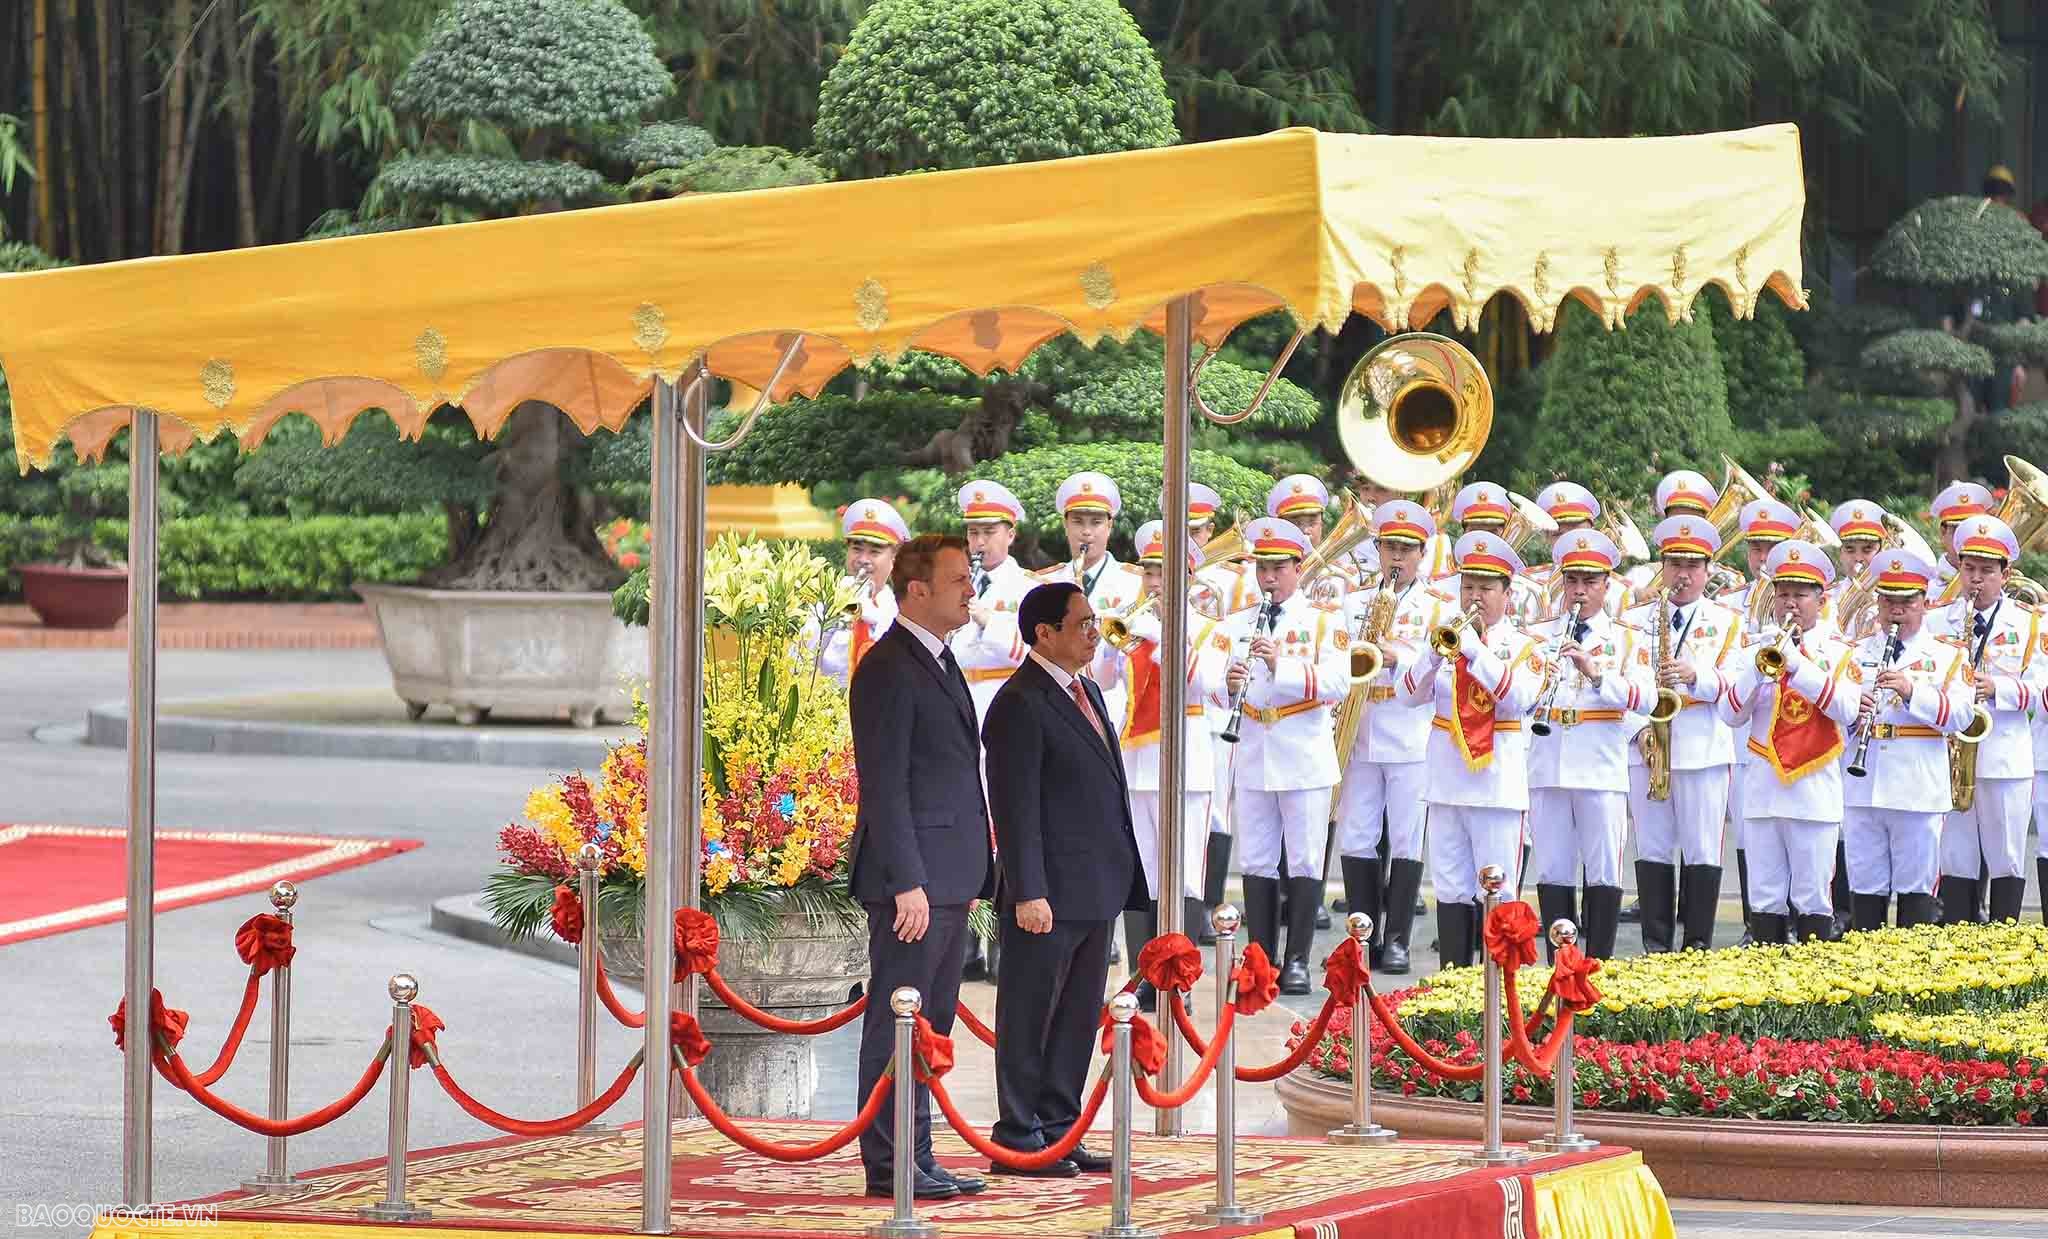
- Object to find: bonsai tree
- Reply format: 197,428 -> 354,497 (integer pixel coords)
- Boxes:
1861,195 -> 2048,487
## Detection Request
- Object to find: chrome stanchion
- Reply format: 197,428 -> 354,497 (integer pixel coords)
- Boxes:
1091,993 -> 1159,1239
868,988 -> 935,1239
1196,904 -> 1260,1227
1327,912 -> 1397,1146
359,974 -> 431,1221
241,882 -> 310,1194
575,843 -> 615,1131
1528,919 -> 1599,1155
1461,866 -> 1528,1167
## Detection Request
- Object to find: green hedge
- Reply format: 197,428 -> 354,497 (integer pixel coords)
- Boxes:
0,513 -> 449,600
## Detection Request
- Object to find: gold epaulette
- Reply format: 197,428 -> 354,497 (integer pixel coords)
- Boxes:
1424,584 -> 1457,603
1033,563 -> 1066,580
1311,599 -> 1344,614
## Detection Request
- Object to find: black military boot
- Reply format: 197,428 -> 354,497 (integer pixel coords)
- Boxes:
1185,898 -> 1211,953
1830,841 -> 1853,938
1940,877 -> 1981,926
1896,892 -> 1939,928
1989,877 -> 2025,925
1535,884 -> 1577,962
1734,849 -> 1754,946
1749,911 -> 1790,945
1380,859 -> 1424,975
1241,876 -> 1281,965
1793,913 -> 1835,943
1581,885 -> 1624,960
1435,901 -> 1476,970
961,930 -> 989,982
1634,861 -> 1677,953
1281,878 -> 1322,995
1341,855 -> 1385,963
1201,831 -> 1234,944
1680,864 -> 1724,951
1851,893 -> 1890,933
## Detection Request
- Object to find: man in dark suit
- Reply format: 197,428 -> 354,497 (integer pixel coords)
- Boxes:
982,582 -> 1148,1176
848,533 -> 994,1201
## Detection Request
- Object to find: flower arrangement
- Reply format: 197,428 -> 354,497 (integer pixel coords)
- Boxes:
601,517 -> 651,570
1294,922 -> 2048,1128
487,534 -> 867,943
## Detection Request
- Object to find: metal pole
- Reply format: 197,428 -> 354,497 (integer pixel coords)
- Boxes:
868,988 -> 935,1239
642,375 -> 683,1234
1196,906 -> 1259,1227
1091,993 -> 1158,1239
673,369 -> 708,1123
576,843 -> 607,1128
123,408 -> 159,1207
242,881 -> 309,1194
1529,919 -> 1598,1155
1155,294 -> 1193,1134
1462,866 -> 1526,1167
358,975 -> 429,1221
1328,912 -> 1397,1145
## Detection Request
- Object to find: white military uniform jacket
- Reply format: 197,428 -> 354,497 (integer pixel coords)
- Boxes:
1091,606 -> 1229,792
1395,616 -> 1544,810
1219,591 -> 1350,792
1342,578 -> 1455,765
1923,596 -> 2043,780
950,555 -> 1036,721
817,580 -> 898,687
1840,627 -> 1973,814
1526,610 -> 1657,793
1621,594 -> 1743,771
1718,622 -> 1862,822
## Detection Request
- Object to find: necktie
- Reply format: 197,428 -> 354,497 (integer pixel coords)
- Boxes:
975,571 -> 991,598
1571,619 -> 1590,645
1973,613 -> 1991,641
938,646 -> 972,711
1070,679 -> 1109,747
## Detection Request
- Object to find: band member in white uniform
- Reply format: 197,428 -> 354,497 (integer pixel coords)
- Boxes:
1333,500 -> 1453,975
1443,482 -> 1546,623
1190,481 -> 1252,936
1220,518 -> 1349,994
1716,497 -> 1801,942
1720,540 -> 1863,943
1624,516 -> 1742,952
1040,470 -> 1146,731
1842,549 -> 1973,930
1825,501 -> 1887,643
1268,474 -> 1359,603
1925,516 -> 2042,925
1397,530 -> 1544,970
1621,470 -> 1720,599
1092,521 -> 1228,1008
816,499 -> 910,687
1927,482 -> 1996,607
952,481 -> 1036,719
1528,481 -> 1627,620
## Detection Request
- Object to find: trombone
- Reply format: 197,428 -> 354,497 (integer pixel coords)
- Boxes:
1529,602 -> 1583,737
1431,603 -> 1484,658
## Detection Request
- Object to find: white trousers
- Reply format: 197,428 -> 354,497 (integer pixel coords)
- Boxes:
1941,776 -> 2030,880
1727,759 -> 1749,852
1427,804 -> 1524,905
1130,791 -> 1210,900
1630,765 -> 1730,867
1528,788 -> 1628,887
1745,816 -> 1838,917
1236,787 -> 1333,880
1335,756 -> 1428,861
1845,807 -> 1942,896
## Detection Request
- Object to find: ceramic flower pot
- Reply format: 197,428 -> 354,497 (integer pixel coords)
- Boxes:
18,562 -> 131,629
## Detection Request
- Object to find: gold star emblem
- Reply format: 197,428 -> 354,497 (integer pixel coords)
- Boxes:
863,505 -> 877,520
1891,558 -> 1904,571
1788,549 -> 1802,562
1080,481 -> 1094,493
1292,482 -> 1306,494
973,489 -> 986,503
1978,521 -> 1990,535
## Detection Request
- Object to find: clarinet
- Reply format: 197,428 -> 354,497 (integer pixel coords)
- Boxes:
1844,622 -> 1903,779
1220,591 -> 1279,744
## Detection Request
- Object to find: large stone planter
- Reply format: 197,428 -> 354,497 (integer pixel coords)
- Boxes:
1275,1068 -> 2045,1206
19,562 -> 130,629
600,906 -> 867,1119
356,583 -> 646,726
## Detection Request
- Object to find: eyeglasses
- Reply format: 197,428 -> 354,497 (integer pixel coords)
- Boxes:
1056,617 -> 1102,634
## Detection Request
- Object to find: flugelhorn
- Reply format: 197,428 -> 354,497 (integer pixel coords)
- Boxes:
1100,592 -> 1159,651
1755,623 -> 1802,677
1431,603 -> 1484,658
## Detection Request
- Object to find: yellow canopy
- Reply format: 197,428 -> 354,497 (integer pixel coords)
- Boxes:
0,124 -> 1806,472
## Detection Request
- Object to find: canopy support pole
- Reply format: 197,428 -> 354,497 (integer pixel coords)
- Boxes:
1155,297 -> 1193,1135
123,409 -> 160,1206
673,370 -> 708,1122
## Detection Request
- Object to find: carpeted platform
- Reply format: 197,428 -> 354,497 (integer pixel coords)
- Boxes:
107,1122 -> 1672,1239
0,824 -> 421,946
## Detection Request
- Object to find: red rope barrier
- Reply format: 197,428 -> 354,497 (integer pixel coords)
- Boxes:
595,960 -> 647,1029
929,1070 -> 1110,1170
186,971 -> 264,1088
1364,983 -> 1484,1082
1167,986 -> 1341,1084
431,1055 -> 643,1137
1501,966 -> 1574,1078
156,1039 -> 391,1137
702,970 -> 868,1035
1133,1000 -> 1235,1109
955,1002 -> 997,1047
675,1062 -> 893,1161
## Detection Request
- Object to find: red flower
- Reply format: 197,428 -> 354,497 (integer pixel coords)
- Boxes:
1402,1080 -> 1418,1095
2018,1110 -> 2035,1125
1975,1087 -> 1993,1104
549,884 -> 584,945
1913,1093 -> 1932,1109
1824,1093 -> 1842,1109
1859,1076 -> 1877,1098
1512,1084 -> 1531,1101
1879,1097 -> 1897,1115
620,552 -> 642,570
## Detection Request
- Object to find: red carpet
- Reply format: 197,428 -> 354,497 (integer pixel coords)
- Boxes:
0,824 -> 421,946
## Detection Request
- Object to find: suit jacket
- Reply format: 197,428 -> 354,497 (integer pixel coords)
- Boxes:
983,655 -> 1148,923
847,622 -> 994,906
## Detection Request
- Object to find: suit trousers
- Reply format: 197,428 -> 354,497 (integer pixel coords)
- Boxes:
1941,776 -> 2029,880
1336,757 -> 1427,861
1845,807 -> 1942,897
857,901 -> 970,1177
1426,804 -> 1523,904
1235,787 -> 1334,879
1529,788 -> 1627,887
1131,790 -> 1209,900
993,915 -> 1113,1152
1745,816 -> 1837,916
1631,765 -> 1730,867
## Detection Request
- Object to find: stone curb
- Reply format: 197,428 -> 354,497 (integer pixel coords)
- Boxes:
430,892 -> 583,971
84,699 -> 619,769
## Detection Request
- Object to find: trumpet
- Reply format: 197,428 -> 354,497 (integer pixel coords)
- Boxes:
1431,603 -> 1484,658
841,562 -> 870,619
1845,622 -> 1903,779
1100,591 -> 1160,651
1755,622 -> 1802,678
1529,603 -> 1584,737
1220,590 -> 1278,745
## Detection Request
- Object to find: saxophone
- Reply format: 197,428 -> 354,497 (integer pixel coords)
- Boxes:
1949,622 -> 1996,811
1642,588 -> 1674,802
1333,574 -> 1398,767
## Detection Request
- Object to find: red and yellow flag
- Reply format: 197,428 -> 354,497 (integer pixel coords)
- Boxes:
850,618 -> 876,676
1448,656 -> 1498,772
1122,639 -> 1164,745
1748,686 -> 1842,784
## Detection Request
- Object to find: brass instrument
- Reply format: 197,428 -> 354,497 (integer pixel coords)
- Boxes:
1845,622 -> 1903,779
1642,587 -> 1675,801
1755,623 -> 1802,677
1431,603 -> 1483,658
1885,512 -> 1936,561
1336,332 -> 1494,493
1298,494 -> 1378,599
1950,607 -> 2000,811
1502,491 -> 1559,552
1100,591 -> 1160,651
1196,523 -> 1247,572
1934,455 -> 2048,606
1802,507 -> 1843,551
1331,573 -> 1401,779
1219,590 -> 1278,744
1528,602 -> 1584,737
842,562 -> 870,619
1603,502 -> 1652,564
1705,456 -> 1775,557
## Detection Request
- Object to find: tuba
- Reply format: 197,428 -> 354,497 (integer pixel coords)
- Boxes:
1337,333 -> 1494,494
1298,494 -> 1377,600
1704,455 -> 1775,578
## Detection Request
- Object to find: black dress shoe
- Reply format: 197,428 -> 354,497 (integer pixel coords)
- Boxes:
1380,941 -> 1410,975
962,954 -> 989,982
1278,958 -> 1311,995
924,1164 -> 985,1195
865,1169 -> 959,1199
1066,1144 -> 1113,1173
990,1157 -> 1078,1178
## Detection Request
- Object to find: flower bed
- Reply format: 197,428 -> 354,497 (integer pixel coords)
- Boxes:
1295,922 -> 2048,1128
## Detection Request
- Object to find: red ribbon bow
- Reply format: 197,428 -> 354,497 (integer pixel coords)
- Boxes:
549,885 -> 585,946
673,908 -> 720,981
109,990 -> 188,1054
1099,1006 -> 1168,1076
396,1004 -> 444,1069
1484,900 -> 1540,971
1549,943 -> 1604,1012
234,913 -> 297,975
670,1011 -> 713,1068
912,1015 -> 955,1082
1137,933 -> 1203,993
1233,943 -> 1280,1016
1321,935 -> 1370,999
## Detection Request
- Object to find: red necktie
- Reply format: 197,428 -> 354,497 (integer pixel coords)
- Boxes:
1070,679 -> 1109,746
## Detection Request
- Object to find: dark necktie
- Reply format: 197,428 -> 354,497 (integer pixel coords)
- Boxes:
1571,619 -> 1589,645
938,646 -> 973,712
975,571 -> 991,598
1973,613 -> 1991,641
